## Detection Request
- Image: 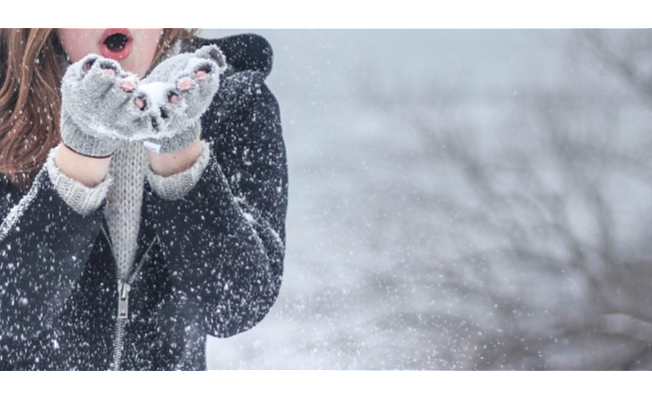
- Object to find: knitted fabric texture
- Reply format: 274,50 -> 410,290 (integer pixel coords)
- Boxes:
44,144 -> 114,216
46,141 -> 212,279
44,42 -> 215,279
104,140 -> 147,280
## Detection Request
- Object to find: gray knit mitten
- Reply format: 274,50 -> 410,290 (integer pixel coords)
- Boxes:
60,55 -> 143,157
135,44 -> 227,154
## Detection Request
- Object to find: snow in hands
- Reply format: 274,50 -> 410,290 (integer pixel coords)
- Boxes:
61,45 -> 227,143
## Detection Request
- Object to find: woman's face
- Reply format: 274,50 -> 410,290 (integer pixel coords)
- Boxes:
57,29 -> 163,78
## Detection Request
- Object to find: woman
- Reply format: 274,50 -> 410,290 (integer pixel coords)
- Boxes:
0,29 -> 288,370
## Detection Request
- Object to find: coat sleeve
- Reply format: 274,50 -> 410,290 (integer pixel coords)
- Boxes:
0,164 -> 107,340
144,82 -> 288,338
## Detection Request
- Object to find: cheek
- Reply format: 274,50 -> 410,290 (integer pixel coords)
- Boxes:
138,29 -> 163,65
58,29 -> 102,62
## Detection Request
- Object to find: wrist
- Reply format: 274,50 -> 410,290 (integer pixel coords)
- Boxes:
146,138 -> 203,177
54,143 -> 113,187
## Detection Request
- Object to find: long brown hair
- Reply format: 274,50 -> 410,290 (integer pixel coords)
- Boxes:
0,28 -> 198,193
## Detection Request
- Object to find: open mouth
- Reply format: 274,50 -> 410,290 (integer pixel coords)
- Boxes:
100,29 -> 133,61
105,33 -> 128,52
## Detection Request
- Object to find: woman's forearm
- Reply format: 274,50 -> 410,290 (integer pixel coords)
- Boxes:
54,144 -> 112,187
146,138 -> 204,177
53,138 -> 203,187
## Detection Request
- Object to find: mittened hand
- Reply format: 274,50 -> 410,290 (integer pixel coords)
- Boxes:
60,55 -> 144,157
134,44 -> 228,153
59,45 -> 227,157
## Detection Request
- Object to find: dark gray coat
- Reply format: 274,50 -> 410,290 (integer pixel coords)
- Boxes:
0,33 -> 288,370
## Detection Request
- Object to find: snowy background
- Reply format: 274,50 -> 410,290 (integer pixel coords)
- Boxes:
201,30 -> 652,370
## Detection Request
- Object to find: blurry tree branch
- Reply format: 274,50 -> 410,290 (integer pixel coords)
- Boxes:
359,30 -> 652,370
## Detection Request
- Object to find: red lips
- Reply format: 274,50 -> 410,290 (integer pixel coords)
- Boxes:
99,28 -> 133,61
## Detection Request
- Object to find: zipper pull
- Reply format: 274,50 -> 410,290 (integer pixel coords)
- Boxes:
118,282 -> 131,320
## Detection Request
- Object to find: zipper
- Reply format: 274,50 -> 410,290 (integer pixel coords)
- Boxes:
101,224 -> 158,371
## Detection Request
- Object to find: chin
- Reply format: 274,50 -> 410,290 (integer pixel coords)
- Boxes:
124,63 -> 147,78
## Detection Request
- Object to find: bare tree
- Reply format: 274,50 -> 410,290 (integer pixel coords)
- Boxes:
358,30 -> 652,370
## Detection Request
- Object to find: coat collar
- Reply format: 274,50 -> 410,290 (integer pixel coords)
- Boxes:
181,33 -> 274,80
179,33 -> 274,124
